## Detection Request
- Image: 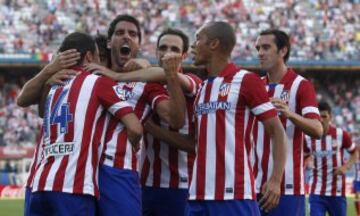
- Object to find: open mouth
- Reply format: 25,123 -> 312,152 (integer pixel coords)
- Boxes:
120,44 -> 131,56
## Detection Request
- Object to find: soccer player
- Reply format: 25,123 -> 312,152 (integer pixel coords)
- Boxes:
186,21 -> 287,216
25,32 -> 143,216
86,26 -> 200,216
353,137 -> 360,216
253,29 -> 323,216
91,15 -> 187,216
304,101 -> 357,216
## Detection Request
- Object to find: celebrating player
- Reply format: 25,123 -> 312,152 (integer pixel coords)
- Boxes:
186,21 -> 286,216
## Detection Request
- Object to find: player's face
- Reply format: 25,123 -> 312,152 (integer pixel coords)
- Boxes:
191,28 -> 211,66
156,34 -> 184,67
320,110 -> 331,131
108,21 -> 140,70
255,35 -> 283,70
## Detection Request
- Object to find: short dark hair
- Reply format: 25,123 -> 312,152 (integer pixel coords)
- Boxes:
95,34 -> 111,67
157,28 -> 189,53
58,32 -> 96,66
202,21 -> 236,55
108,14 -> 141,43
318,101 -> 331,113
260,29 -> 291,62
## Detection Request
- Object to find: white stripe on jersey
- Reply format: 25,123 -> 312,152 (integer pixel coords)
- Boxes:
302,106 -> 320,115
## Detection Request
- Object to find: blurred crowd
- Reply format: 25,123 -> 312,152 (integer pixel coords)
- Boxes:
0,0 -> 359,61
0,76 -> 42,148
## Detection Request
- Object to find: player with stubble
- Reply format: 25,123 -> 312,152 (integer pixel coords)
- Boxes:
253,29 -> 323,216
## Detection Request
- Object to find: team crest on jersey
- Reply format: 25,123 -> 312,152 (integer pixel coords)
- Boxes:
280,90 -> 289,102
124,82 -> 137,89
219,83 -> 231,97
113,86 -> 134,100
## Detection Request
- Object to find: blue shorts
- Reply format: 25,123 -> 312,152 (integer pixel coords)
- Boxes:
98,164 -> 141,216
28,191 -> 96,216
257,194 -> 305,216
142,186 -> 188,216
309,194 -> 346,216
24,187 -> 32,216
185,199 -> 260,216
353,181 -> 360,192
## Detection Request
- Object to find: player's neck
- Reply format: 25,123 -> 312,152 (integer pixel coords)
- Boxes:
267,63 -> 287,84
206,56 -> 230,77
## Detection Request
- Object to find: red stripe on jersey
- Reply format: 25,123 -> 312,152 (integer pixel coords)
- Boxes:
91,112 -> 106,197
26,129 -> 43,187
214,76 -> 233,199
101,118 -> 118,164
73,80 -> 100,194
169,144 -> 179,188
114,130 -> 128,168
320,138 -> 327,195
196,82 -> 212,199
234,94 -> 245,199
140,137 -> 151,186
293,127 -> 303,194
38,157 -> 55,191
152,136 -> 162,187
310,139 -> 317,194
252,122 -> 259,178
341,150 -> 346,195
53,74 -> 85,191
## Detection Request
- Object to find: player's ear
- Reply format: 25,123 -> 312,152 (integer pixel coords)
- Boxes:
84,51 -> 93,63
209,39 -> 220,50
280,46 -> 288,59
181,52 -> 188,60
107,40 -> 111,49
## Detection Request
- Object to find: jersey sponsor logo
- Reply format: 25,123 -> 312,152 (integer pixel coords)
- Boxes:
219,83 -> 231,97
312,150 -> 336,158
113,86 -> 135,101
195,101 -> 232,115
43,142 -> 75,158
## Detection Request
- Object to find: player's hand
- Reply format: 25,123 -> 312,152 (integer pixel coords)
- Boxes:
127,130 -> 141,152
161,53 -> 182,76
334,165 -> 347,176
144,117 -> 156,132
46,69 -> 78,86
259,177 -> 281,212
123,58 -> 151,72
48,49 -> 80,72
271,98 -> 291,118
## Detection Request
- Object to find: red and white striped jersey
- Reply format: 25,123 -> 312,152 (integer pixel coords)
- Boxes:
100,82 -> 168,171
253,69 -> 320,195
26,129 -> 43,188
354,160 -> 360,182
304,126 -> 355,196
30,68 -> 134,197
139,73 -> 202,189
189,63 -> 277,200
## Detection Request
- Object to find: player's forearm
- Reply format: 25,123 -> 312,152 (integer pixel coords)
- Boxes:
38,84 -> 51,118
17,65 -> 57,107
287,112 -> 323,138
145,122 -> 195,153
265,118 -> 287,182
345,151 -> 358,170
116,67 -> 166,82
164,73 -> 186,129
121,113 -> 143,146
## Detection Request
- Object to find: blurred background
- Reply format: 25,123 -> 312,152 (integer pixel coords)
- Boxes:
0,0 -> 359,214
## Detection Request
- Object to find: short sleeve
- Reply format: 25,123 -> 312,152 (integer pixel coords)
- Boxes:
144,83 -> 169,110
297,80 -> 320,119
95,76 -> 133,119
342,130 -> 356,153
242,73 -> 277,122
183,73 -> 203,97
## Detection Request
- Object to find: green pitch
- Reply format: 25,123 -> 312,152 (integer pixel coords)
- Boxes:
0,197 -> 358,216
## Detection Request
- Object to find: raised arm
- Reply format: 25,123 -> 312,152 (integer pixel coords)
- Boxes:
17,50 -> 80,107
154,53 -> 186,129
